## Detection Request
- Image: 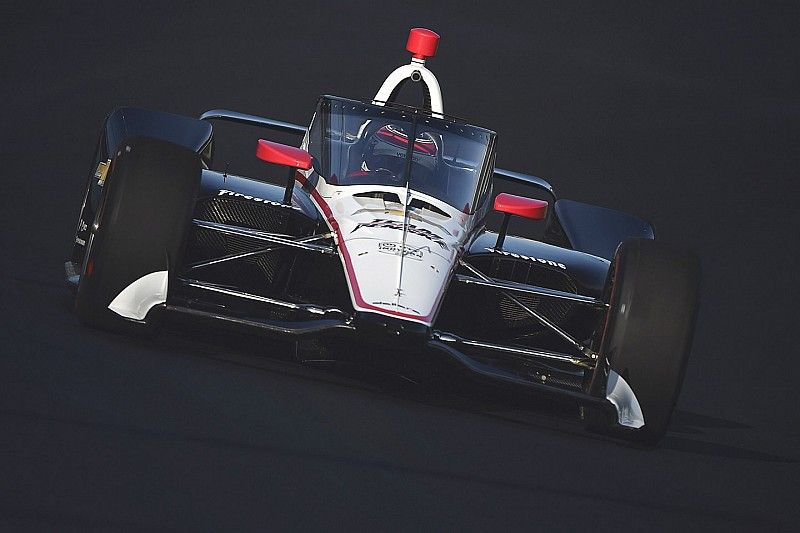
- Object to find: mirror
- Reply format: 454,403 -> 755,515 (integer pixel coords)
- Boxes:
256,139 -> 313,170
492,193 -> 549,249
493,193 -> 548,220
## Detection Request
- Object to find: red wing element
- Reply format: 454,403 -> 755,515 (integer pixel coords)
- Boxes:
406,28 -> 440,60
375,126 -> 438,155
493,193 -> 548,220
256,139 -> 313,170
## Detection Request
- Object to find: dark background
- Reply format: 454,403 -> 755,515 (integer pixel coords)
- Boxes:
1,1 -> 798,530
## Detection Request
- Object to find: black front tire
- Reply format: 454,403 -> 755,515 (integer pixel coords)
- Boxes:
75,137 -> 202,333
585,238 -> 701,444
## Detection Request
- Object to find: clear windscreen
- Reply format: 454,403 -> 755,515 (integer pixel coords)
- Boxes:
307,97 -> 495,212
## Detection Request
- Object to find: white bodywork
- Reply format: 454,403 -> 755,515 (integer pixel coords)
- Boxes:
606,369 -> 645,428
298,173 -> 474,326
108,270 -> 168,320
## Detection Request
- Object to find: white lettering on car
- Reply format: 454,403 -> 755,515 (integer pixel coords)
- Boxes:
217,189 -> 300,210
485,247 -> 567,270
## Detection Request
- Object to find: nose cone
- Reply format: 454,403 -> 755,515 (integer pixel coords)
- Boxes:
356,311 -> 431,345
341,222 -> 452,324
322,187 -> 464,326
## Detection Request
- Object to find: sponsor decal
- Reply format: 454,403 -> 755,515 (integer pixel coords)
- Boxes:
378,241 -> 426,260
352,219 -> 447,249
371,301 -> 421,315
79,219 -> 88,232
95,159 -> 110,186
485,247 -> 567,270
217,189 -> 299,210
75,236 -> 86,246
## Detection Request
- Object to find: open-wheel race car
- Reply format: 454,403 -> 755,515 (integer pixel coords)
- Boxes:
66,28 -> 700,444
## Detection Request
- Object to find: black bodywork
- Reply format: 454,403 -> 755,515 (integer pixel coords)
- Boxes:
69,104 -> 656,411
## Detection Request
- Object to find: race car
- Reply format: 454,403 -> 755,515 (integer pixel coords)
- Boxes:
66,28 -> 700,444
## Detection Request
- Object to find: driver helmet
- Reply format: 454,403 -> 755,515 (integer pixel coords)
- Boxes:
361,124 -> 439,181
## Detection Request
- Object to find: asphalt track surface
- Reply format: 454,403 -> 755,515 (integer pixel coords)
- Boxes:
2,2 -> 799,530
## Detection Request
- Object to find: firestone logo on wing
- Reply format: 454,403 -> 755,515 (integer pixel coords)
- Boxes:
217,189 -> 299,210
486,248 -> 567,270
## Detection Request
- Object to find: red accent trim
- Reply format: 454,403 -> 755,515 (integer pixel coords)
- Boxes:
295,172 -> 439,323
375,128 -> 437,155
346,170 -> 371,178
256,139 -> 313,170
406,28 -> 440,60
493,193 -> 548,221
